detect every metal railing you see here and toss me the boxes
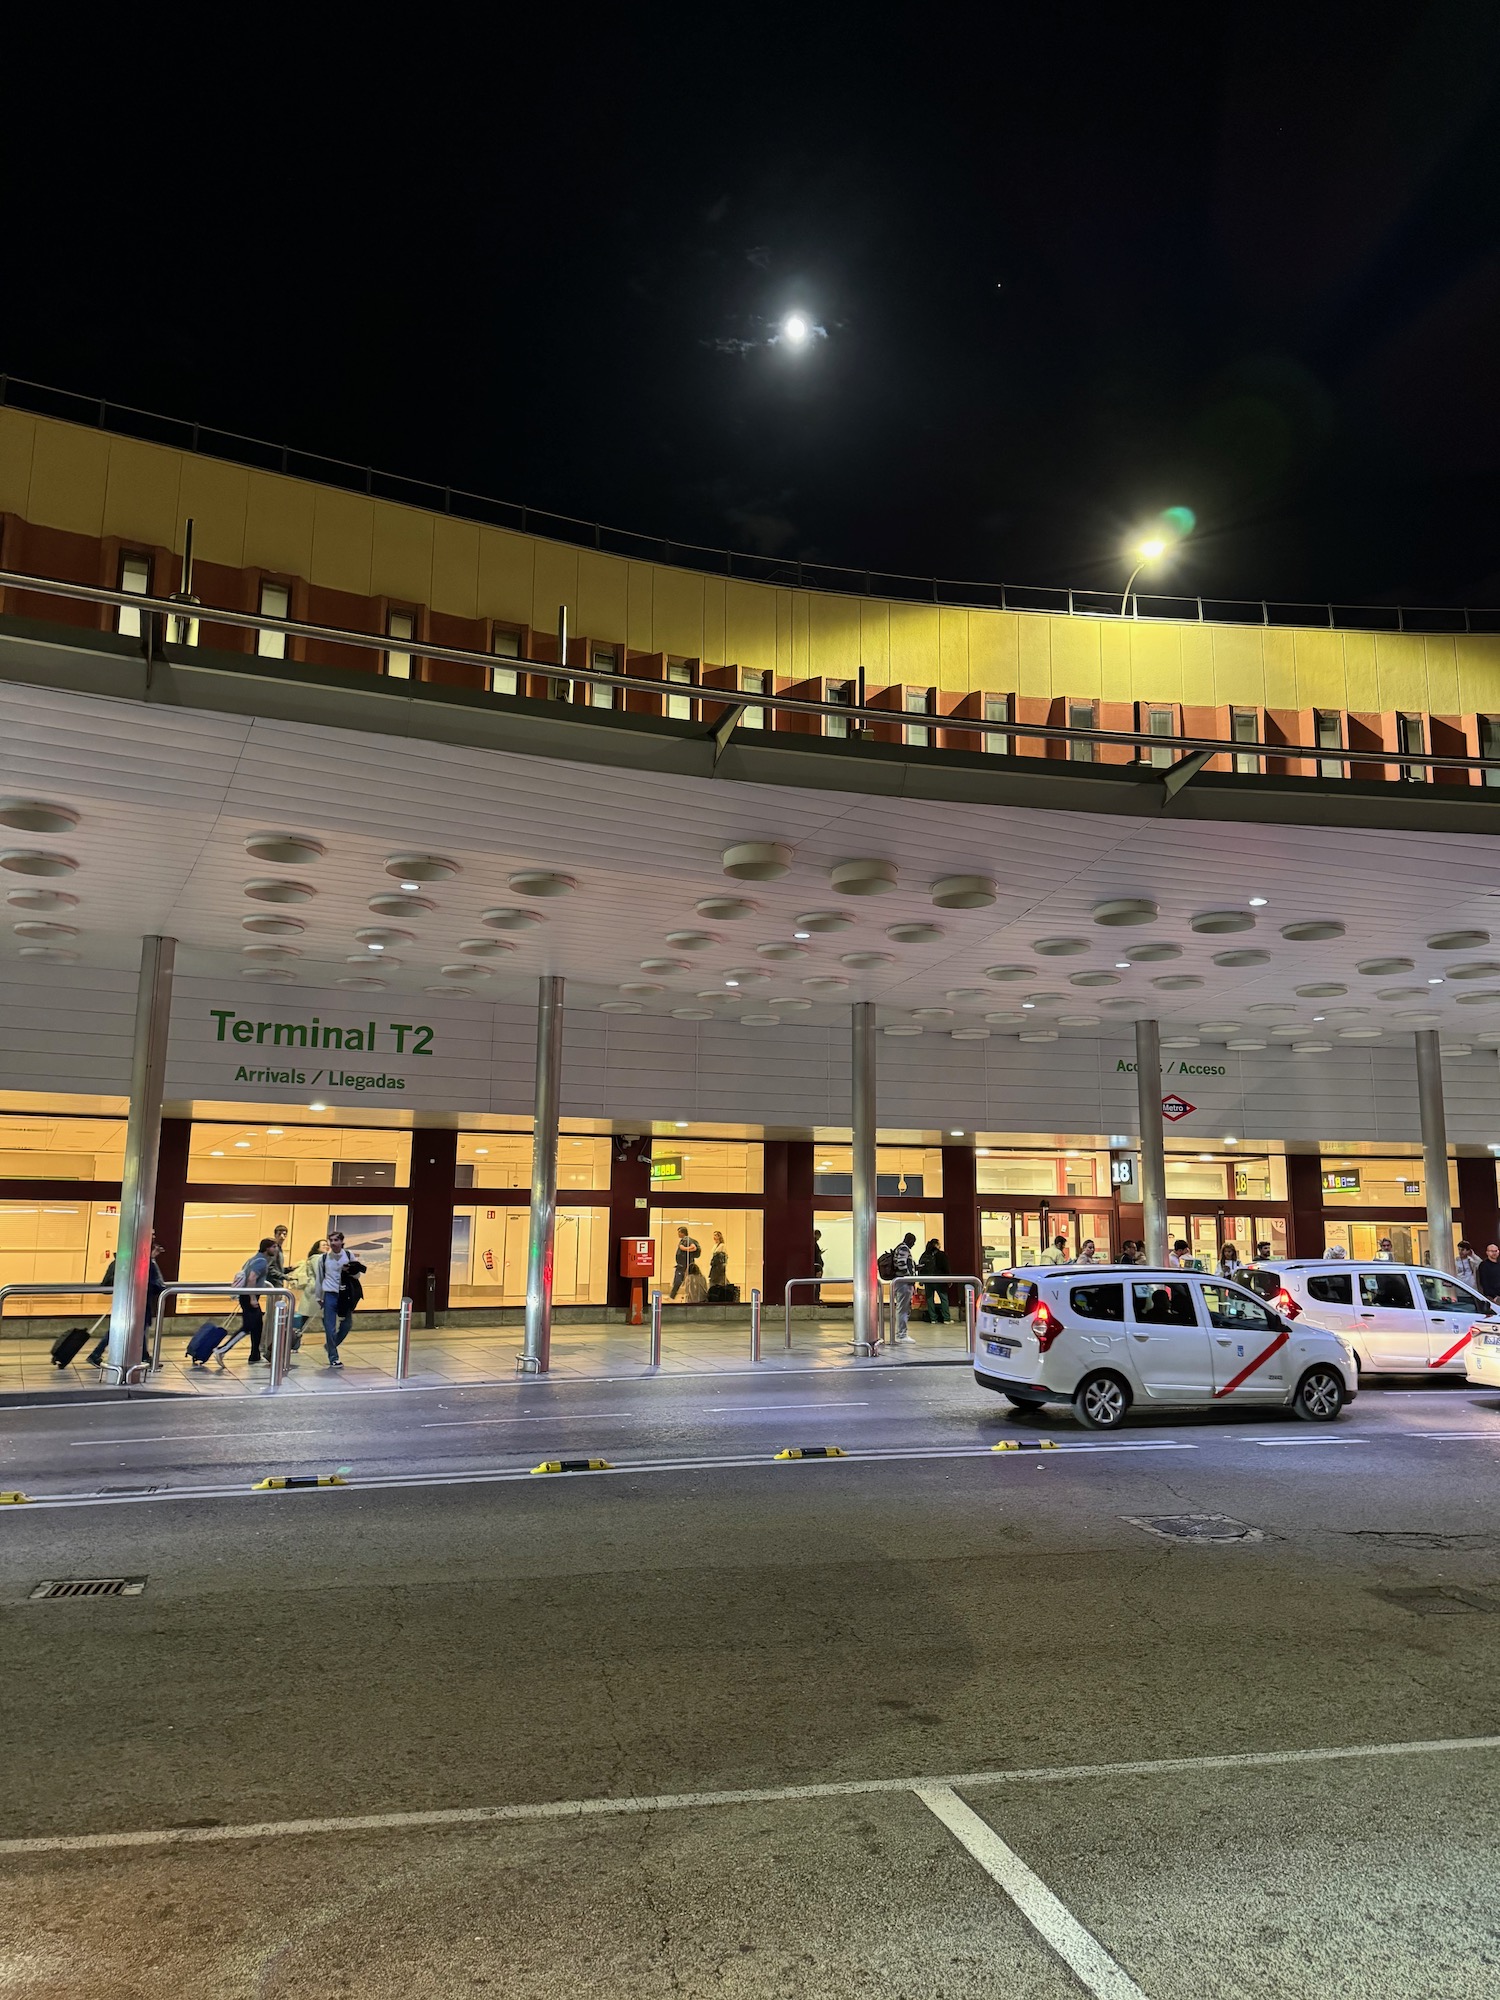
[880,1277,983,1350]
[148,1284,297,1381]
[0,1284,113,1362]
[394,1295,414,1379]
[3,373,1496,637]
[3,566,1500,779]
[649,1289,663,1366]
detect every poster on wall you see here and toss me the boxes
[327,1213,394,1296]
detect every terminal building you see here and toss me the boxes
[2,383,1500,1363]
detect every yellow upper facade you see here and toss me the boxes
[4,404,1499,714]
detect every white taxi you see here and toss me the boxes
[1242,1261,1493,1377]
[1465,1320,1500,1391]
[974,1264,1358,1429]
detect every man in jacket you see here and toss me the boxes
[889,1232,919,1343]
[669,1226,700,1299]
[318,1231,366,1367]
[917,1238,951,1323]
[87,1236,167,1369]
[1476,1244,1500,1304]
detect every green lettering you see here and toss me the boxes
[211,1009,235,1041]
[233,1020,254,1043]
[391,1024,411,1053]
[345,1027,365,1051]
[256,1021,272,1043]
[413,1025,433,1055]
[322,1026,344,1048]
[273,1023,307,1047]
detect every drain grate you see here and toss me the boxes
[29,1577,146,1601]
[1373,1585,1498,1616]
[1124,1513,1266,1545]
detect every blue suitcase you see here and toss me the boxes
[186,1321,230,1366]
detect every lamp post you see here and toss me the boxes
[1119,537,1167,617]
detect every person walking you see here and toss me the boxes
[317,1230,366,1367]
[1077,1239,1098,1265]
[236,1237,277,1364]
[1168,1239,1190,1269]
[811,1228,824,1305]
[887,1231,919,1342]
[1476,1244,1500,1304]
[1254,1241,1274,1262]
[1040,1235,1070,1265]
[1457,1240,1480,1286]
[668,1225,699,1299]
[917,1237,951,1323]
[289,1236,326,1354]
[87,1234,167,1369]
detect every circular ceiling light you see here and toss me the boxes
[599,1001,642,1013]
[1454,991,1500,1006]
[1190,910,1256,935]
[1153,975,1205,990]
[803,975,850,991]
[0,801,79,833]
[792,910,852,933]
[766,996,812,1010]
[1246,1002,1297,1017]
[665,930,718,950]
[241,965,294,981]
[886,922,944,945]
[740,1012,781,1026]
[985,1011,1027,1025]
[884,1024,923,1037]
[1161,1035,1201,1049]
[17,944,79,961]
[1280,920,1345,941]
[243,878,316,903]
[723,966,771,983]
[830,858,898,896]
[946,988,988,1002]
[1295,982,1348,998]
[1321,1007,1369,1020]
[1269,1025,1313,1039]
[12,920,78,940]
[348,953,402,968]
[640,956,691,972]
[1101,997,1145,1011]
[952,1027,991,1040]
[386,854,459,883]
[0,850,78,877]
[722,841,793,881]
[1213,948,1271,968]
[508,870,576,898]
[1392,1010,1443,1025]
[1356,957,1414,976]
[985,965,1037,982]
[930,874,996,909]
[1057,1013,1102,1027]
[440,963,488,979]
[672,1007,715,1020]
[6,887,78,911]
[1445,960,1500,980]
[244,832,325,865]
[756,941,809,961]
[1091,898,1158,926]
[1032,938,1090,956]
[696,895,758,921]
[1018,1029,1058,1042]
[338,975,388,990]
[1376,986,1426,1000]
[1225,1037,1267,1050]
[480,908,545,932]
[1442,1044,1473,1056]
[620,981,664,996]
[1197,1020,1243,1034]
[241,914,305,937]
[910,1008,955,1020]
[459,937,516,957]
[1292,1041,1333,1053]
[241,941,300,959]
[1021,992,1067,1008]
[1338,1027,1383,1040]
[1069,970,1120,987]
[1427,930,1490,951]
[840,951,895,969]
[369,893,435,919]
[1122,942,1182,963]
[354,927,414,948]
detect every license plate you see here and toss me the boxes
[1485,1332,1500,1346]
[985,1340,1013,1359]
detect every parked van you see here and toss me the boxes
[974,1264,1357,1429]
[1242,1261,1488,1376]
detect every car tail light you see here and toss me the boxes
[1032,1300,1063,1352]
[1273,1288,1302,1321]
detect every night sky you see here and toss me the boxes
[8,3,1500,606]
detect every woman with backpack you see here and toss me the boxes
[318,1231,366,1368]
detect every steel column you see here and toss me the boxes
[851,1001,879,1355]
[1415,1029,1455,1273]
[1134,1018,1168,1268]
[519,974,565,1375]
[105,936,175,1383]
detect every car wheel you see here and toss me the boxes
[1074,1372,1130,1430]
[1004,1391,1046,1409]
[1294,1367,1345,1423]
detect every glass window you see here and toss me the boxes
[1070,1281,1124,1321]
[665,660,694,720]
[652,1208,762,1304]
[0,1114,127,1179]
[811,1210,944,1300]
[982,693,1011,754]
[1359,1271,1414,1309]
[905,689,931,749]
[117,553,150,638]
[740,669,767,731]
[1131,1280,1198,1326]
[1480,716,1500,788]
[1164,1158,1227,1199]
[1231,707,1260,774]
[455,1132,610,1189]
[825,681,854,738]
[1229,1156,1287,1201]
[385,609,415,680]
[1315,710,1344,779]
[975,1152,1102,1197]
[188,1124,411,1186]
[0,1197,121,1312]
[491,628,521,695]
[179,1202,407,1311]
[1201,1283,1278,1332]
[650,1139,762,1194]
[1144,707,1175,768]
[256,580,290,659]
[590,647,616,709]
[1320,1158,1455,1208]
[1069,701,1095,761]
[813,1145,942,1197]
[449,1204,607,1305]
[1417,1274,1483,1313]
[1307,1273,1353,1306]
[1398,712,1426,782]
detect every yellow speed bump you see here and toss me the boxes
[774,1447,846,1460]
[252,1475,348,1490]
[530,1459,613,1474]
[992,1440,1058,1452]
[0,1491,28,1504]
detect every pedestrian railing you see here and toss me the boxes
[880,1277,983,1353]
[148,1284,298,1385]
[394,1295,415,1379]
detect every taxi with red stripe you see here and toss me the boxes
[974,1264,1358,1430]
[1241,1261,1491,1377]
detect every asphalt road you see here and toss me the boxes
[3,1368,1500,1996]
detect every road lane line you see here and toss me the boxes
[419,1413,639,1429]
[916,1784,1149,1998]
[4,1733,1498,1860]
[69,1429,337,1446]
[707,1401,871,1413]
[1249,1437,1369,1447]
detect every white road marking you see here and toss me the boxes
[706,1401,871,1413]
[1250,1437,1369,1447]
[2,1732,1496,1859]
[69,1429,336,1447]
[916,1784,1149,1998]
[419,1413,641,1429]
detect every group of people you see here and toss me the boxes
[1032,1234,1275,1273]
[233,1227,366,1368]
[667,1226,731,1303]
[882,1232,956,1341]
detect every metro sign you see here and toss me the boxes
[1160,1094,1196,1122]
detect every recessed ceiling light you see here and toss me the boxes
[1114,962,1130,969]
[1021,1002,1036,1009]
[266,1128,283,1135]
[1224,1136,1237,1145]
[475,1147,489,1155]
[235,1140,251,1148]
[209,1149,225,1157]
[400,881,420,892]
[725,979,739,987]
[310,1102,327,1111]
[675,1121,688,1128]
[1428,977,1444,985]
[1199,1153,1212,1162]
[950,1129,963,1136]
[793,931,811,940]
[368,943,384,951]
[1248,897,1268,907]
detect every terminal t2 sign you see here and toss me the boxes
[1161,1094,1196,1122]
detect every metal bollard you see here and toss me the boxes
[964,1284,977,1357]
[648,1289,662,1366]
[395,1295,414,1380]
[267,1298,290,1390]
[750,1288,762,1362]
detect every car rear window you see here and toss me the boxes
[984,1276,1038,1317]
[1359,1272,1414,1309]
[1307,1274,1353,1306]
[1070,1282,1124,1321]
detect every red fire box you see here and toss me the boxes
[620,1236,655,1325]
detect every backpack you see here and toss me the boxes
[230,1262,251,1288]
[876,1248,897,1281]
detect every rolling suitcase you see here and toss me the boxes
[50,1326,91,1368]
[186,1321,232,1367]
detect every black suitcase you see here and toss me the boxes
[50,1327,91,1368]
[186,1321,230,1366]
[706,1283,740,1304]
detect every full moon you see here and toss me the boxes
[782,313,810,345]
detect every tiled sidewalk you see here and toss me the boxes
[1,1314,971,1397]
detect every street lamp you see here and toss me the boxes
[1120,536,1168,616]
